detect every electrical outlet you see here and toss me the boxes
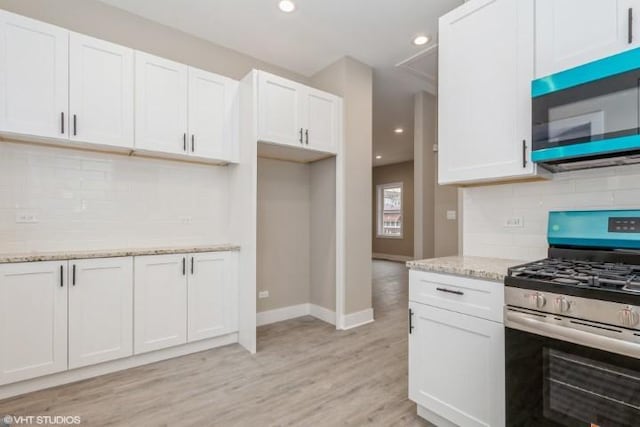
[504,216,524,228]
[446,210,457,220]
[179,216,193,224]
[15,211,39,223]
[258,291,269,299]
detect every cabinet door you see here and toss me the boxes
[69,33,134,148]
[409,302,505,427]
[0,261,68,386]
[303,88,340,154]
[0,10,68,139]
[188,67,238,161]
[187,252,238,342]
[134,254,187,354]
[68,257,133,369]
[438,0,535,184]
[535,0,634,78]
[257,71,304,147]
[135,51,188,155]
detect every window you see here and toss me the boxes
[377,182,403,238]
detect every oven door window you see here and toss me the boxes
[532,71,640,151]
[545,348,640,427]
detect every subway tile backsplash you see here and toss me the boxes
[0,142,230,253]
[462,164,640,261]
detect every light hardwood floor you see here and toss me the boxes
[0,261,431,426]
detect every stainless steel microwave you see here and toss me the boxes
[532,48,640,172]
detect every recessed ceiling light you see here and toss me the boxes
[394,128,404,134]
[376,155,382,160]
[413,35,429,46]
[278,0,296,13]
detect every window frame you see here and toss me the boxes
[376,182,404,239]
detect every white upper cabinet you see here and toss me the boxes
[187,252,238,342]
[69,33,134,149]
[135,51,189,156]
[0,10,240,163]
[535,0,640,78]
[134,254,188,354]
[0,261,68,386]
[188,67,239,162]
[303,88,341,154]
[438,0,536,185]
[68,257,133,369]
[257,71,304,148]
[0,10,68,139]
[257,71,341,154]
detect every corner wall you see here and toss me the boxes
[414,91,459,260]
[311,57,373,317]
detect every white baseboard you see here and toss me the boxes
[257,303,336,326]
[341,308,374,330]
[372,253,413,262]
[309,304,336,325]
[256,304,310,326]
[0,333,238,400]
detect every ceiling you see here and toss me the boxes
[99,0,462,166]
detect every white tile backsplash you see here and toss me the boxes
[0,142,230,253]
[462,164,640,261]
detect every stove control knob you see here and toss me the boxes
[619,307,640,328]
[554,297,572,313]
[528,293,546,310]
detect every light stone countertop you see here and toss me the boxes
[0,244,240,264]
[406,255,527,283]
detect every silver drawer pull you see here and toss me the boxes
[436,287,464,296]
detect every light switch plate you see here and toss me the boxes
[258,291,269,299]
[446,210,457,220]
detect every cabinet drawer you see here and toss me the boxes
[409,270,504,323]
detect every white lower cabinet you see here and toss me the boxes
[134,251,239,354]
[409,271,505,427]
[0,261,68,386]
[134,254,188,354]
[0,250,237,389]
[68,257,133,369]
[188,252,238,342]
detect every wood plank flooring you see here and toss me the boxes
[0,261,431,426]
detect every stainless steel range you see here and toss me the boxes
[504,210,640,427]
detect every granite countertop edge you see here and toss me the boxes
[0,244,241,264]
[406,256,526,283]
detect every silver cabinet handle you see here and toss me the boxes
[61,112,65,134]
[299,128,303,144]
[73,114,77,136]
[183,133,187,152]
[522,140,528,168]
[191,135,195,152]
[305,129,309,145]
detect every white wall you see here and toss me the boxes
[462,164,640,261]
[0,142,230,253]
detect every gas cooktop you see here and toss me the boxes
[509,258,640,292]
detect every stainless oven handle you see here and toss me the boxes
[505,310,640,359]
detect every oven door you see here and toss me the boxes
[506,312,640,427]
